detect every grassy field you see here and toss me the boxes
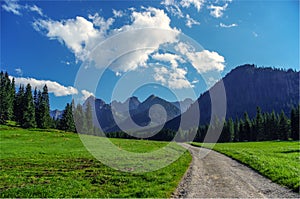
[0,125,191,198]
[191,141,300,192]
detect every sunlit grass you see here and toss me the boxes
[0,125,191,197]
[191,141,300,192]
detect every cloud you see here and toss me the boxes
[185,14,200,28]
[2,0,22,15]
[26,4,43,16]
[161,0,184,18]
[252,31,258,37]
[2,0,44,16]
[154,66,192,89]
[220,22,237,28]
[88,13,114,32]
[33,16,100,60]
[207,3,228,18]
[15,68,23,76]
[180,0,205,12]
[34,7,180,73]
[112,9,124,17]
[10,76,78,97]
[175,42,225,73]
[152,53,185,68]
[81,89,94,101]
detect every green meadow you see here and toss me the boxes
[191,141,300,192]
[0,125,191,198]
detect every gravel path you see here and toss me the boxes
[172,143,299,198]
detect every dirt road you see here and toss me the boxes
[172,143,299,198]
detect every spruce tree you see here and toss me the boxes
[22,84,36,128]
[38,85,51,128]
[291,106,300,140]
[14,85,25,124]
[85,101,93,134]
[278,110,289,140]
[233,118,240,142]
[228,118,235,142]
[74,103,85,133]
[59,103,75,132]
[255,107,264,141]
[243,112,252,141]
[0,72,14,123]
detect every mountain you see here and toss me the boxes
[83,95,182,132]
[164,64,300,131]
[50,109,63,120]
[171,98,194,112]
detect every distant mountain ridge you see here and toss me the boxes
[163,64,299,131]
[81,95,193,132]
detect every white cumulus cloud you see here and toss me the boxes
[207,3,228,18]
[10,76,78,97]
[81,89,95,101]
[152,53,185,68]
[180,0,205,12]
[33,7,180,73]
[154,66,191,89]
[175,42,225,73]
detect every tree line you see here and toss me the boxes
[1,71,299,142]
[0,71,94,132]
[107,106,299,142]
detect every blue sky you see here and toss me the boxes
[1,0,299,110]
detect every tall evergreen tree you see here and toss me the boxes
[228,118,235,142]
[74,103,85,133]
[14,85,25,124]
[59,103,75,132]
[37,85,51,128]
[21,84,36,128]
[0,72,14,123]
[233,118,240,142]
[290,106,300,140]
[85,101,93,134]
[255,107,264,141]
[243,112,252,141]
[278,110,289,140]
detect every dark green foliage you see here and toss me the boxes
[74,103,85,133]
[278,111,290,140]
[255,107,264,140]
[21,84,36,128]
[14,85,25,124]
[36,85,51,128]
[0,72,14,123]
[59,103,75,132]
[290,106,300,140]
[85,101,93,134]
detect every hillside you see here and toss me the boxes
[164,64,299,130]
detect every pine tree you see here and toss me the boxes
[291,106,300,140]
[228,118,235,142]
[278,110,289,140]
[74,103,85,133]
[21,84,36,128]
[14,85,25,124]
[255,107,264,141]
[243,112,252,141]
[85,101,93,134]
[38,85,51,128]
[59,103,75,132]
[233,118,240,142]
[268,111,277,140]
[0,72,14,123]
